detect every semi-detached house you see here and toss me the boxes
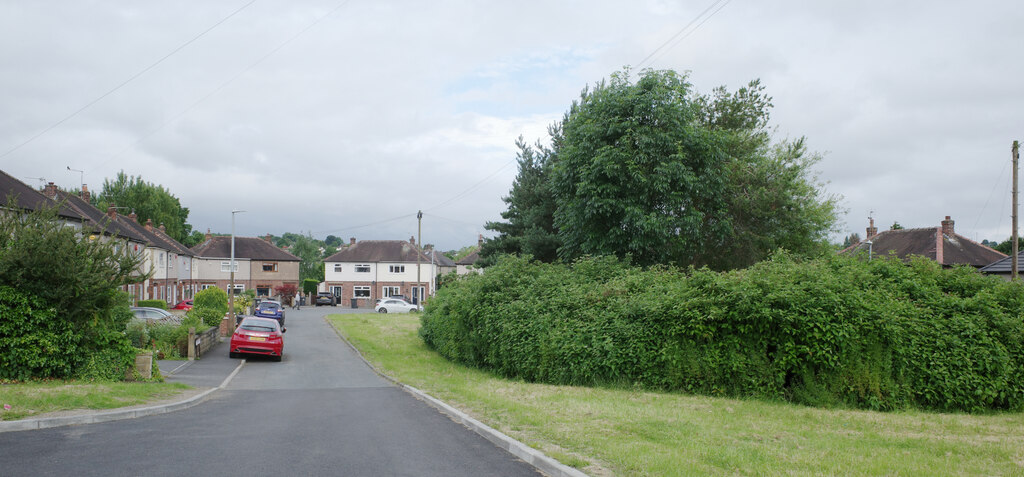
[190,233,300,298]
[323,237,440,308]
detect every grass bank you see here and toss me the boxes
[0,381,191,421]
[328,313,1024,476]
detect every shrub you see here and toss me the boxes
[188,307,225,327]
[193,287,228,316]
[419,253,1024,413]
[0,286,79,380]
[137,299,166,309]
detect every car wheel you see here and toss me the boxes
[273,355,282,362]
[230,352,239,359]
[378,308,387,313]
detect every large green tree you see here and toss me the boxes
[479,136,561,267]
[290,232,326,282]
[486,68,840,270]
[93,171,193,243]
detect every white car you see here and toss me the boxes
[374,298,421,313]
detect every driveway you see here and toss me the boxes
[0,306,541,477]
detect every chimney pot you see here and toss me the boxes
[478,234,483,247]
[107,204,117,219]
[350,237,356,245]
[144,218,153,231]
[129,211,137,222]
[941,216,955,236]
[159,223,165,232]
[265,233,272,243]
[866,217,878,239]
[43,182,58,199]
[81,184,90,203]
[205,229,211,241]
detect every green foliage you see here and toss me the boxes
[993,237,1024,254]
[93,171,193,244]
[302,278,319,295]
[0,286,78,380]
[420,254,1024,413]
[481,136,560,267]
[192,287,228,327]
[0,201,141,380]
[485,69,839,270]
[136,299,166,309]
[290,232,325,282]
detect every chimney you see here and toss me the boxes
[866,217,877,239]
[205,228,212,242]
[107,204,117,220]
[410,236,416,245]
[159,223,166,233]
[145,218,153,231]
[941,216,955,236]
[43,182,58,199]
[478,234,483,247]
[129,211,137,222]
[81,184,90,203]
[350,237,356,246]
[264,233,273,243]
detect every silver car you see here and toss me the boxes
[129,306,182,324]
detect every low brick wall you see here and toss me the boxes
[197,326,219,357]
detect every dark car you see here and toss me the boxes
[315,292,336,306]
[230,317,285,361]
[254,300,285,326]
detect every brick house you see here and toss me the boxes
[191,233,300,298]
[841,216,1006,268]
[323,237,439,308]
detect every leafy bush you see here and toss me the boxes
[0,200,142,380]
[419,253,1024,413]
[0,286,79,380]
[137,299,166,309]
[188,307,225,327]
[193,287,228,316]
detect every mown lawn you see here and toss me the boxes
[0,381,191,421]
[328,313,1024,476]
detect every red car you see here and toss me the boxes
[230,317,285,361]
[171,299,193,310]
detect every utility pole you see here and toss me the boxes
[416,210,423,304]
[1013,141,1019,281]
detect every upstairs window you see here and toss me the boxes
[333,264,342,272]
[221,261,239,272]
[263,262,278,272]
[355,264,370,273]
[389,265,405,273]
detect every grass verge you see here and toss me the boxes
[328,313,1024,476]
[0,381,191,421]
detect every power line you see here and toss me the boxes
[90,0,353,171]
[312,213,416,236]
[0,0,257,162]
[424,158,516,212]
[634,0,732,71]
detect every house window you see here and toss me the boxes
[333,264,342,272]
[389,265,405,273]
[383,286,400,297]
[227,284,244,295]
[168,255,174,269]
[221,261,239,272]
[353,286,370,298]
[262,262,278,272]
[355,264,370,273]
[159,253,164,266]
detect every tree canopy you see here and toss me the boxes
[93,171,194,244]
[481,68,840,270]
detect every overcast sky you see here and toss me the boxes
[2,1,1022,251]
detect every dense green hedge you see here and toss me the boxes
[419,254,1024,412]
[137,299,166,309]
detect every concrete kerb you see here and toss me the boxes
[324,315,589,477]
[0,359,246,434]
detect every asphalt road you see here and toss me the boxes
[0,306,542,477]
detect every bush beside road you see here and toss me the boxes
[329,313,1024,476]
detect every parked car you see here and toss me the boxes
[254,300,285,326]
[374,298,421,314]
[129,306,181,324]
[315,292,336,306]
[375,295,411,305]
[171,299,193,310]
[229,317,285,361]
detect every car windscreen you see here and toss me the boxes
[240,323,276,332]
[258,303,280,311]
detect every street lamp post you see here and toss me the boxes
[229,209,245,333]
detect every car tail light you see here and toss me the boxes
[269,332,281,340]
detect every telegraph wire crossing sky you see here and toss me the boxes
[1,1,1021,250]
